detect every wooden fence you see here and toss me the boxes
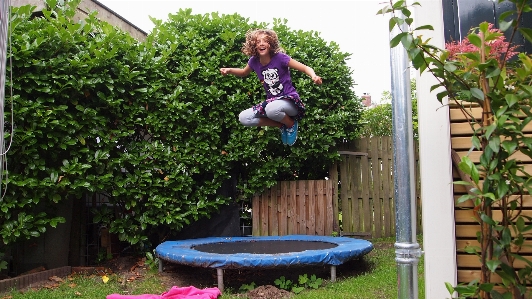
[331,137,421,239]
[450,102,532,284]
[251,136,422,239]
[252,180,334,236]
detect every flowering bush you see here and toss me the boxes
[446,23,519,62]
[380,1,532,298]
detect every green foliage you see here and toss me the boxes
[359,79,418,138]
[274,275,294,290]
[380,1,532,298]
[359,103,393,137]
[95,250,113,265]
[4,0,167,249]
[238,282,257,293]
[298,274,323,290]
[274,274,323,294]
[1,1,360,257]
[144,250,159,272]
[0,251,7,271]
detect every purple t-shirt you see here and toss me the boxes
[248,52,299,100]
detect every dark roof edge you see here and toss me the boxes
[90,0,148,36]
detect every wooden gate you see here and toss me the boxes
[330,137,421,239]
[251,180,334,236]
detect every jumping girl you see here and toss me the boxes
[220,29,322,146]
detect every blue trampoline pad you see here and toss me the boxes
[155,235,373,269]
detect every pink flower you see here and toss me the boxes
[445,23,518,62]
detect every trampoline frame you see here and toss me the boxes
[156,235,373,292]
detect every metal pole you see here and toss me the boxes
[0,0,8,95]
[389,9,423,299]
[0,0,10,199]
[217,268,224,293]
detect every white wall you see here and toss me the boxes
[415,1,457,298]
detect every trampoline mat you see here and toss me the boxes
[193,240,337,254]
[156,235,374,268]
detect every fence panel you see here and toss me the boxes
[252,180,334,236]
[450,101,532,284]
[252,136,420,239]
[335,137,395,238]
[334,136,419,239]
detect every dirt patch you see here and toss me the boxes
[239,285,293,299]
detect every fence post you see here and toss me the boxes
[329,163,340,233]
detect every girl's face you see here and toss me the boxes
[255,33,271,57]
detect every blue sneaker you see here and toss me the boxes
[285,121,298,146]
[280,125,288,145]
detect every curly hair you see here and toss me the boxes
[241,29,284,57]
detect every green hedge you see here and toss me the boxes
[0,0,362,252]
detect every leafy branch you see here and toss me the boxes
[380,1,532,298]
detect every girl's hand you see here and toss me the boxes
[220,68,231,76]
[312,75,322,85]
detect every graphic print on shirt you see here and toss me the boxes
[262,68,283,96]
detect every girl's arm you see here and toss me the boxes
[288,58,323,85]
[220,65,252,77]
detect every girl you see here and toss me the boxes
[220,29,322,146]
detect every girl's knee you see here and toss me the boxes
[238,111,248,125]
[264,105,282,119]
[239,110,256,126]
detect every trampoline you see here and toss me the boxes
[155,235,373,292]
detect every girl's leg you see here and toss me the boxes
[264,100,299,146]
[239,108,262,126]
[239,108,282,127]
[263,100,298,127]
[238,100,299,145]
[257,117,285,127]
[239,100,298,127]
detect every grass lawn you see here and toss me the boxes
[222,236,425,299]
[1,236,425,299]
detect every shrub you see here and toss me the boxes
[1,0,361,254]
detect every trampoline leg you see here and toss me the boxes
[217,268,224,293]
[330,265,336,282]
[158,259,163,273]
